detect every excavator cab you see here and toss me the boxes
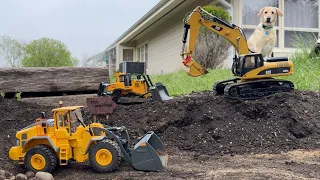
[233,53,265,77]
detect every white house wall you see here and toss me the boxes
[140,19,184,74]
[133,0,225,75]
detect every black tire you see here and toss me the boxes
[24,145,58,173]
[89,139,121,173]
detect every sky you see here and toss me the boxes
[0,0,159,66]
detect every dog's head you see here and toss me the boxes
[257,6,283,27]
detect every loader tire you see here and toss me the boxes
[89,139,122,173]
[24,145,58,173]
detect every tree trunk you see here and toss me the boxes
[0,67,109,93]
[20,94,97,107]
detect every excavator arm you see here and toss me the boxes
[181,6,250,77]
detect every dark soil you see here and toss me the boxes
[97,90,320,156]
[0,90,320,178]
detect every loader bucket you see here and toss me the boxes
[150,82,172,102]
[131,131,168,171]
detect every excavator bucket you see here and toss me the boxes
[183,56,208,77]
[131,131,168,171]
[150,82,172,102]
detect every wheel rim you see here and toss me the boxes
[30,154,46,170]
[96,149,112,166]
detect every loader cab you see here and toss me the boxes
[53,106,85,135]
[234,53,264,76]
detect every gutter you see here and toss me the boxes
[105,0,169,51]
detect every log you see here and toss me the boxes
[20,94,97,107]
[0,67,109,93]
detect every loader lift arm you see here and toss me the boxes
[181,6,251,77]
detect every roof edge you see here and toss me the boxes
[105,0,169,51]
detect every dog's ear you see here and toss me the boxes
[257,6,266,16]
[275,7,283,17]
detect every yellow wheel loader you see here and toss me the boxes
[9,106,168,173]
[180,6,294,100]
[97,72,172,104]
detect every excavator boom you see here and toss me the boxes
[180,6,294,100]
[181,6,250,77]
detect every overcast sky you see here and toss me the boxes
[0,0,159,65]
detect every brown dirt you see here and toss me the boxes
[0,90,320,179]
[100,90,320,156]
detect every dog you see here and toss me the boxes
[247,6,283,58]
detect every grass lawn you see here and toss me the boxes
[149,52,320,97]
[110,34,320,97]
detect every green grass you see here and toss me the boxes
[280,33,320,91]
[150,68,232,96]
[109,33,320,96]
[150,33,320,95]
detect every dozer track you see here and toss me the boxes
[213,78,294,100]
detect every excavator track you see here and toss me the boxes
[213,78,294,100]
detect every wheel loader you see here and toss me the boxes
[8,106,168,173]
[97,72,172,104]
[180,6,294,100]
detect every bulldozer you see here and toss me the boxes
[97,72,172,104]
[8,106,168,173]
[180,6,294,100]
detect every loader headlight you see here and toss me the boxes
[16,139,20,146]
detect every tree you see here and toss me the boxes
[0,35,26,67]
[193,5,232,69]
[22,37,78,67]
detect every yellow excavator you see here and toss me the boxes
[180,6,294,99]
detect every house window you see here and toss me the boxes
[242,0,280,47]
[123,49,133,61]
[136,43,148,68]
[283,0,318,48]
[241,0,319,49]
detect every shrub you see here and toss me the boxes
[193,5,232,69]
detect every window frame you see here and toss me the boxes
[136,42,148,62]
[239,0,320,50]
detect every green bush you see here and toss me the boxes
[202,5,232,23]
[193,5,233,69]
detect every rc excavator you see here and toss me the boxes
[180,6,294,100]
[9,106,168,173]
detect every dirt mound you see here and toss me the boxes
[99,90,320,156]
[0,97,53,171]
[0,90,319,175]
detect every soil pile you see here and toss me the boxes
[0,97,53,171]
[100,90,320,156]
[0,90,319,172]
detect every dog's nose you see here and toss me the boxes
[266,18,271,22]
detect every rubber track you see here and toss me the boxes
[223,79,294,100]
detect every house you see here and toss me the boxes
[88,0,319,76]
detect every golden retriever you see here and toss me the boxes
[247,6,283,58]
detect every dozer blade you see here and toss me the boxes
[150,82,172,102]
[131,131,168,172]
